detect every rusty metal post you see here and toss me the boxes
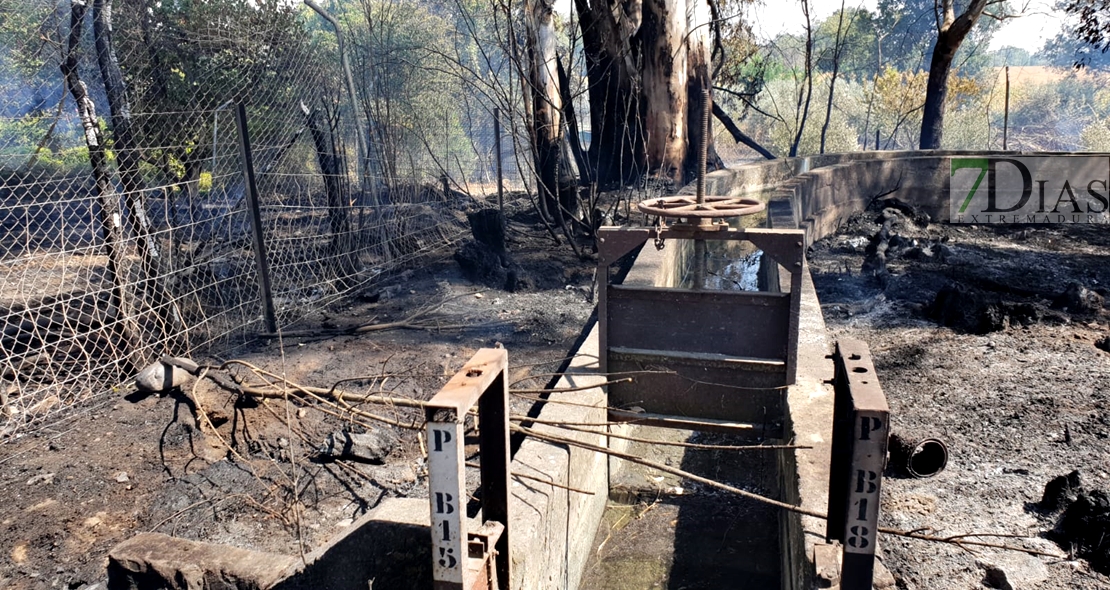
[425,348,511,590]
[828,339,890,590]
[692,88,713,289]
[233,103,277,334]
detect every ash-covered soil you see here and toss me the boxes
[810,205,1110,589]
[0,199,596,589]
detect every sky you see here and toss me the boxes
[748,0,1065,53]
[552,0,1068,54]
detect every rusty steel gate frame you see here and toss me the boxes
[827,339,890,589]
[424,348,511,590]
[596,225,806,402]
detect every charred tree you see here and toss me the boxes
[573,0,723,188]
[713,104,776,160]
[301,100,358,282]
[641,0,689,182]
[557,57,589,185]
[523,0,582,241]
[789,0,815,158]
[61,0,141,369]
[92,0,182,347]
[524,0,563,222]
[919,0,993,149]
[683,0,721,180]
[820,0,849,154]
[302,102,349,241]
[574,0,645,187]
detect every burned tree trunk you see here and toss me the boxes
[789,0,815,158]
[557,57,589,185]
[62,0,140,369]
[574,0,644,188]
[574,0,721,188]
[302,101,358,282]
[683,0,721,180]
[524,0,563,222]
[302,103,349,240]
[92,0,182,348]
[713,104,776,160]
[919,0,990,149]
[641,0,689,182]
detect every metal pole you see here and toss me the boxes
[1003,66,1010,151]
[233,104,278,334]
[494,107,504,216]
[303,0,378,204]
[696,88,711,205]
[875,128,880,151]
[693,88,712,289]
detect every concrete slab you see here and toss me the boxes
[107,533,297,590]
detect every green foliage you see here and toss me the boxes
[749,76,861,156]
[715,0,764,94]
[111,0,309,186]
[989,46,1041,67]
[1040,0,1110,70]
[344,0,476,184]
[940,108,989,149]
[0,112,90,176]
[814,7,879,81]
[1081,121,1110,150]
[875,0,1007,74]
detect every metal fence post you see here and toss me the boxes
[233,103,278,334]
[494,107,504,215]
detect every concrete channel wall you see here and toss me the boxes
[704,149,1089,590]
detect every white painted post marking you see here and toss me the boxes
[427,421,465,586]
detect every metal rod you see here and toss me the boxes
[1003,65,1010,151]
[697,88,711,205]
[233,103,278,334]
[693,239,707,290]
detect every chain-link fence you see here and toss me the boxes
[0,0,531,442]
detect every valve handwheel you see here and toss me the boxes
[637,194,766,219]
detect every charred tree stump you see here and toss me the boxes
[454,209,529,292]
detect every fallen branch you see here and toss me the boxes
[166,357,635,413]
[513,471,594,495]
[511,377,633,394]
[712,103,776,160]
[510,369,676,388]
[260,290,487,338]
